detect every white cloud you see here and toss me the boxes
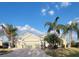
[41,9,46,13]
[25,25,31,29]
[17,25,32,31]
[73,17,79,23]
[60,2,71,7]
[76,20,79,23]
[48,10,55,15]
[41,5,50,16]
[41,2,72,16]
[67,17,79,25]
[41,4,56,16]
[0,26,2,29]
[16,26,23,31]
[16,25,44,36]
[55,5,59,10]
[68,21,72,25]
[30,28,43,34]
[41,8,47,15]
[55,2,72,9]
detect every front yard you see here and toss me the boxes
[45,47,79,57]
[0,48,13,55]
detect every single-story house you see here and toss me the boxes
[16,32,44,49]
[0,38,2,46]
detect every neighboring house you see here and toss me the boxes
[16,32,44,49]
[0,38,2,46]
[0,35,9,46]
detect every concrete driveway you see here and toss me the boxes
[0,48,50,57]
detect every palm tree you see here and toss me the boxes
[44,16,60,48]
[62,22,77,47]
[45,16,60,33]
[69,22,79,47]
[44,16,67,48]
[0,29,4,36]
[72,21,79,41]
[1,24,17,48]
[45,16,67,36]
[77,30,79,40]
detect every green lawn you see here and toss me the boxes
[45,48,79,57]
[0,48,13,55]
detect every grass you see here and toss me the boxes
[45,47,79,57]
[0,48,13,55]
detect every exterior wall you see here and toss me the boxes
[16,33,44,49]
[0,40,2,46]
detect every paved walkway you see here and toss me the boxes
[0,48,50,57]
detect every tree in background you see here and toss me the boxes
[61,21,78,47]
[1,24,17,48]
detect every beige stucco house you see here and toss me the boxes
[0,38,2,46]
[16,33,44,49]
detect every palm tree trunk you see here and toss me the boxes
[69,31,72,48]
[44,41,46,48]
[8,35,13,48]
[8,36,12,48]
[10,35,14,48]
[77,31,79,40]
[71,31,73,47]
[8,40,11,48]
[77,31,79,47]
[62,34,66,48]
[3,31,11,48]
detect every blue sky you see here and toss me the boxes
[0,2,79,32]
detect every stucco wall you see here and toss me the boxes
[16,33,43,49]
[0,40,2,46]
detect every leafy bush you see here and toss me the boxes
[75,42,79,47]
[71,40,76,47]
[2,42,9,48]
[44,33,63,49]
[0,46,3,48]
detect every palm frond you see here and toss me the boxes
[47,27,52,32]
[54,16,60,25]
[56,29,60,34]
[56,24,66,30]
[44,22,51,27]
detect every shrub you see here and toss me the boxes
[71,40,76,47]
[75,42,79,48]
[44,33,63,49]
[2,42,9,48]
[0,46,3,48]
